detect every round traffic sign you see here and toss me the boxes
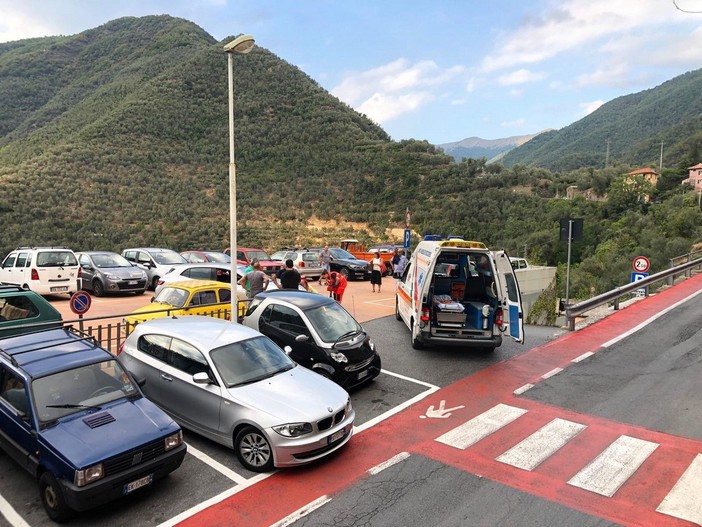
[632,256,650,273]
[70,291,92,315]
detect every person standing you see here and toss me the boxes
[318,245,331,283]
[370,252,383,293]
[273,259,301,290]
[238,261,270,298]
[394,249,408,279]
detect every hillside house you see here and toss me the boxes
[624,167,658,203]
[682,163,702,191]
[565,185,606,201]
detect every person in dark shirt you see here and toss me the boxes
[274,259,301,290]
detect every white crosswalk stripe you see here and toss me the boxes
[496,418,586,471]
[434,404,702,524]
[567,435,658,497]
[656,453,702,525]
[435,403,527,449]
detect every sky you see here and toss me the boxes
[1,0,702,145]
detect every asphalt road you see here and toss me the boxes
[1,276,701,526]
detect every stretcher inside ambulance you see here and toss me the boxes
[395,236,524,351]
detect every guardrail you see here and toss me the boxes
[565,257,702,331]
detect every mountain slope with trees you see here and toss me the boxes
[502,68,702,171]
[0,15,700,306]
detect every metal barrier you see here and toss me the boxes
[565,258,702,331]
[0,301,246,354]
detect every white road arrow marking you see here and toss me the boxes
[422,400,465,419]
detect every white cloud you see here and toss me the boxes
[332,58,464,123]
[480,0,690,73]
[498,68,546,86]
[579,100,605,116]
[0,8,57,42]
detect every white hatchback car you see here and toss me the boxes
[0,247,81,296]
[119,317,354,472]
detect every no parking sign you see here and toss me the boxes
[70,291,92,315]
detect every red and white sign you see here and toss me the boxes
[70,291,92,315]
[632,256,650,273]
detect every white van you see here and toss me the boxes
[395,236,524,351]
[0,247,81,296]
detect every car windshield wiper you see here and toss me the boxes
[333,330,363,348]
[230,367,291,387]
[46,403,102,410]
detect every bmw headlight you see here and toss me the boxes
[330,352,348,363]
[74,464,104,487]
[273,423,313,437]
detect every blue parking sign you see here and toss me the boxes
[404,229,411,249]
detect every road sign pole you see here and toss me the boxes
[565,220,573,307]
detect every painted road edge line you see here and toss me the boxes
[656,453,702,525]
[270,495,332,527]
[602,286,702,348]
[185,443,249,485]
[513,383,534,395]
[572,351,594,363]
[0,491,31,527]
[541,367,563,379]
[369,452,411,475]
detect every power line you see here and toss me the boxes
[672,0,702,13]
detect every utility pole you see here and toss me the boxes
[659,142,664,170]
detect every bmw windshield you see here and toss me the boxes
[210,336,295,387]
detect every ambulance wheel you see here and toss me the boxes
[395,299,402,321]
[411,323,423,349]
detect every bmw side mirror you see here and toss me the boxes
[192,372,212,384]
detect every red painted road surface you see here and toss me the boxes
[178,274,702,527]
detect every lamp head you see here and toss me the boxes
[224,34,255,54]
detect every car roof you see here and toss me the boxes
[123,247,178,253]
[130,317,261,351]
[257,289,335,310]
[159,279,230,291]
[0,327,112,379]
[78,251,120,256]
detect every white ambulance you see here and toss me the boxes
[395,236,524,351]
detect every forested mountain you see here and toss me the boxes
[438,133,541,163]
[0,15,701,306]
[502,68,702,171]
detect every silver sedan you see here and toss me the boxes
[119,317,354,472]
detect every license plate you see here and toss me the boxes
[357,369,369,380]
[328,429,345,444]
[128,280,138,285]
[50,286,68,292]
[123,474,153,495]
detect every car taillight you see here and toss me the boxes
[31,269,39,280]
[420,305,430,322]
[299,262,305,267]
[77,267,82,278]
[495,308,504,327]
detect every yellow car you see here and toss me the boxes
[124,280,247,332]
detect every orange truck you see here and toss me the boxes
[339,239,395,274]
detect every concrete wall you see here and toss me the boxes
[515,266,557,319]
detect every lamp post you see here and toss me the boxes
[224,34,255,321]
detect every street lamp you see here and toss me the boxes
[224,34,255,321]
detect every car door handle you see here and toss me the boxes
[160,374,173,382]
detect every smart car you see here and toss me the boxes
[243,290,381,390]
[119,317,354,472]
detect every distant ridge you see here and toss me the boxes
[437,133,543,163]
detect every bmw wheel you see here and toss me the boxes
[235,426,274,472]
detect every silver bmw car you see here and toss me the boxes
[119,317,354,472]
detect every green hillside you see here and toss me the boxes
[0,15,701,306]
[502,68,702,171]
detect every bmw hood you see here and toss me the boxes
[227,366,349,424]
[40,398,180,468]
[335,258,369,267]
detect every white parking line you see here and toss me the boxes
[496,418,586,471]
[567,435,658,496]
[572,352,594,363]
[436,404,528,450]
[541,367,563,379]
[513,383,534,395]
[0,492,31,527]
[185,443,249,485]
[656,453,702,524]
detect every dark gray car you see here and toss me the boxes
[76,251,148,296]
